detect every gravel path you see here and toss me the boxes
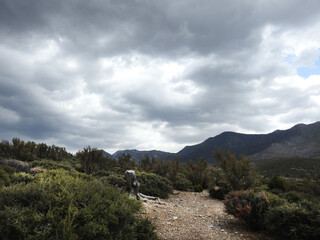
[141,190,272,240]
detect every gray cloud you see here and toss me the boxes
[1,0,320,153]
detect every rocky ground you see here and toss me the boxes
[141,190,273,240]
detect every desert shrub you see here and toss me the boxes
[0,164,16,174]
[102,171,173,198]
[30,159,74,171]
[280,191,305,203]
[0,168,10,186]
[134,218,158,240]
[137,172,173,199]
[264,201,320,240]
[0,165,17,186]
[214,149,258,191]
[224,188,320,238]
[184,158,209,188]
[173,173,192,191]
[209,180,231,200]
[76,146,106,174]
[0,169,157,240]
[209,185,230,200]
[268,175,287,192]
[253,184,269,193]
[224,191,275,230]
[92,169,113,177]
[11,172,35,184]
[193,184,203,192]
[100,173,128,190]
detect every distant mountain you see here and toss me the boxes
[102,150,112,158]
[176,121,320,162]
[105,121,320,163]
[112,149,175,162]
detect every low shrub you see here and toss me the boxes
[253,184,269,193]
[224,188,320,239]
[193,184,203,192]
[268,175,287,192]
[100,173,128,190]
[264,201,320,240]
[134,218,158,240]
[92,169,113,177]
[30,159,74,171]
[0,165,17,186]
[280,191,305,203]
[137,172,173,199]
[0,169,157,240]
[224,191,272,230]
[172,173,193,191]
[209,181,231,200]
[0,167,10,187]
[11,172,35,184]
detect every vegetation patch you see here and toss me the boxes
[0,169,157,240]
[136,172,173,199]
[172,172,193,191]
[253,157,320,178]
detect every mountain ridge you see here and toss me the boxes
[103,121,320,162]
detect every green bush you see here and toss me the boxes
[209,181,231,200]
[11,172,35,184]
[137,172,173,199]
[0,167,10,187]
[134,218,158,240]
[193,184,203,192]
[224,191,271,230]
[264,201,320,240]
[214,150,258,191]
[100,173,128,190]
[0,169,157,240]
[173,173,192,191]
[224,188,320,239]
[209,186,229,200]
[31,159,74,171]
[0,165,17,186]
[280,191,305,203]
[268,175,287,192]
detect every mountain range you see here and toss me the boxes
[103,121,320,163]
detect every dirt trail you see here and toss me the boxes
[141,190,272,240]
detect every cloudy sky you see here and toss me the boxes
[1,0,320,154]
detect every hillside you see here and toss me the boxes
[112,149,175,161]
[252,157,320,177]
[176,121,320,162]
[108,121,320,163]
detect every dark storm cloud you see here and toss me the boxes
[1,0,320,152]
[2,0,318,57]
[0,80,65,138]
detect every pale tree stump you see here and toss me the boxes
[125,170,163,204]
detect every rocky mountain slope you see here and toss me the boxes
[105,121,320,162]
[111,149,176,161]
[177,122,320,162]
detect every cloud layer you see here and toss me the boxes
[1,0,320,153]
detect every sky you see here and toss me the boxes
[1,0,320,154]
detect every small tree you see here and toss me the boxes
[76,146,104,174]
[268,175,287,192]
[184,158,208,188]
[214,149,258,191]
[118,153,136,173]
[139,155,153,172]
